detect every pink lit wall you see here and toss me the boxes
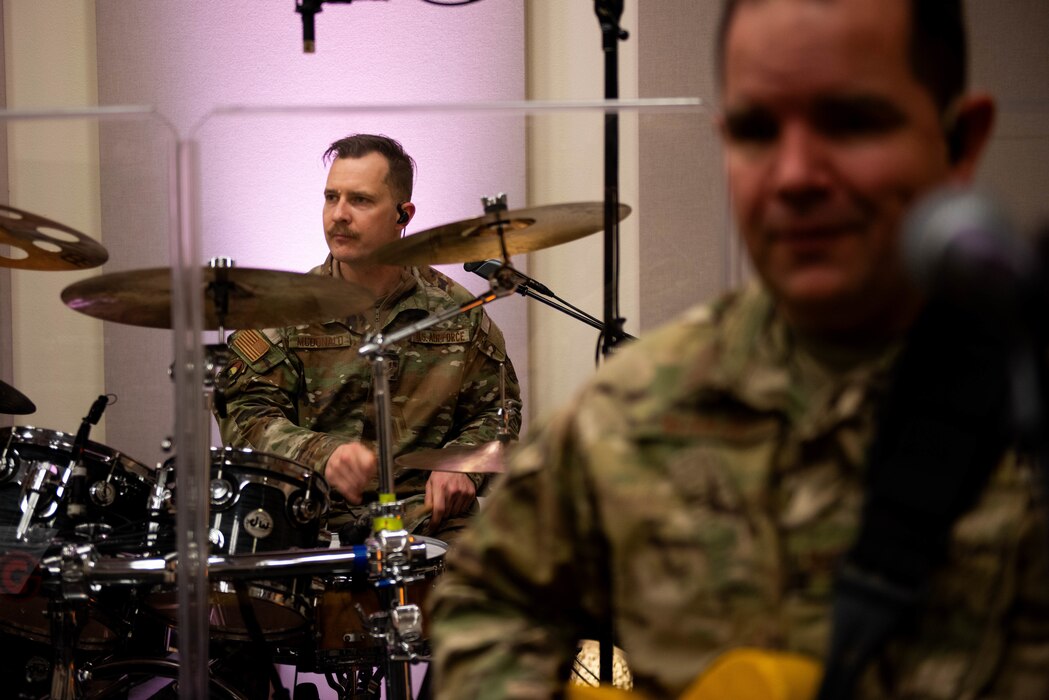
[92,0,529,463]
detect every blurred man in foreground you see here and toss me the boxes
[430,1,1049,697]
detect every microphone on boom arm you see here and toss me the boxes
[464,259,555,297]
[296,0,323,53]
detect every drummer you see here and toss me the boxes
[217,133,521,543]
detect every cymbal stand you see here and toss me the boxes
[594,2,629,684]
[595,0,631,362]
[358,264,519,700]
[204,257,236,419]
[47,542,96,700]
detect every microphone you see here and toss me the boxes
[464,259,555,297]
[296,0,322,53]
[902,187,1033,309]
[64,394,110,522]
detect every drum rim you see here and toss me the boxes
[1,424,155,483]
[162,446,329,497]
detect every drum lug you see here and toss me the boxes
[89,480,117,507]
[289,491,320,525]
[210,478,235,507]
[391,604,423,643]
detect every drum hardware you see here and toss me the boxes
[76,657,250,700]
[15,395,113,541]
[41,543,372,587]
[0,203,109,271]
[464,259,638,346]
[46,542,99,700]
[0,378,36,415]
[358,192,578,698]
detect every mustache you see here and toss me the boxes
[328,225,359,238]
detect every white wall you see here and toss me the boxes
[526,0,640,423]
[3,0,108,439]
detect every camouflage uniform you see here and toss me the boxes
[430,284,1049,699]
[218,257,521,536]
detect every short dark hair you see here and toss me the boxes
[323,133,416,202]
[716,0,967,114]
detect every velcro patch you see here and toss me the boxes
[289,334,353,349]
[411,329,469,344]
[230,329,270,363]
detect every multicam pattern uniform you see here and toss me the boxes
[218,258,521,530]
[430,284,1049,700]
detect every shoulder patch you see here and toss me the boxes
[230,329,270,363]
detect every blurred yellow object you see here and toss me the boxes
[567,686,638,700]
[683,648,821,700]
[566,647,821,700]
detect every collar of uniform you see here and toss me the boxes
[311,255,421,329]
[691,283,899,428]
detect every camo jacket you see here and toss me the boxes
[217,258,521,526]
[430,284,1049,700]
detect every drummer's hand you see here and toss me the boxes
[425,472,476,530]
[324,443,377,504]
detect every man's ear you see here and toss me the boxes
[944,94,996,183]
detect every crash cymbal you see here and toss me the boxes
[394,441,510,474]
[0,379,35,415]
[369,201,632,266]
[0,204,108,271]
[61,267,375,330]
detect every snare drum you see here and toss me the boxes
[146,447,329,641]
[0,425,155,545]
[314,536,447,669]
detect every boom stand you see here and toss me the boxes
[358,271,518,700]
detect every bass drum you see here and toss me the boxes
[146,447,329,641]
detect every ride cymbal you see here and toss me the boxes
[61,266,375,330]
[394,442,510,474]
[369,201,631,266]
[0,204,108,271]
[0,379,35,415]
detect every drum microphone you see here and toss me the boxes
[65,394,111,521]
[464,259,555,297]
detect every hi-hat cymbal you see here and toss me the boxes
[61,267,375,330]
[369,201,632,266]
[395,442,510,474]
[0,379,35,415]
[0,204,108,271]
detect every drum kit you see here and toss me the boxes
[0,195,630,699]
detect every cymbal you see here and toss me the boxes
[369,201,632,266]
[61,267,375,330]
[0,378,35,415]
[0,204,108,271]
[394,442,510,474]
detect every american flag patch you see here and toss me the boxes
[231,329,271,363]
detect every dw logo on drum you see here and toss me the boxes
[243,509,274,539]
